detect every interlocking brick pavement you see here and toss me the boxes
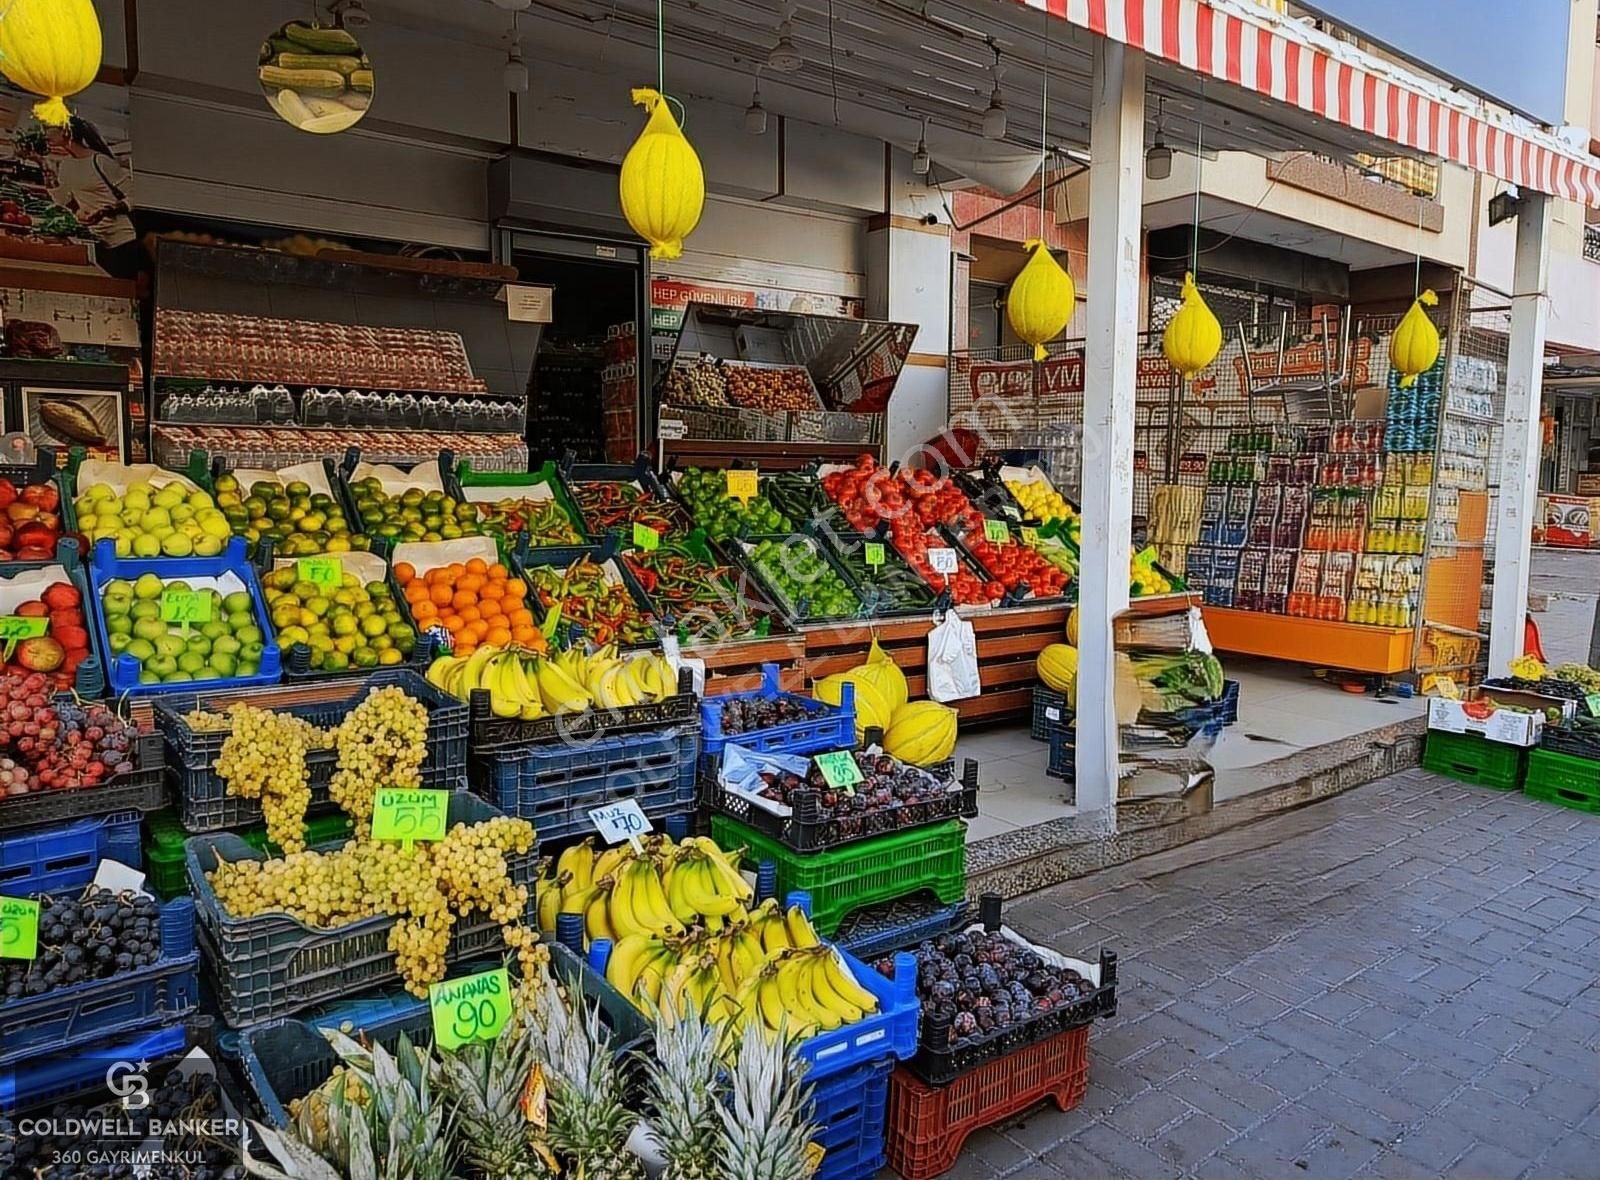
[935,769,1600,1179]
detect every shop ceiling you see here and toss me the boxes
[363,0,1445,182]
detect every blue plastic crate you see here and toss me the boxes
[0,1021,190,1111]
[0,897,198,1067]
[701,662,854,763]
[87,536,283,696]
[1218,679,1240,725]
[834,895,968,961]
[812,1055,891,1180]
[470,725,700,846]
[0,810,141,896]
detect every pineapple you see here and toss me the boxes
[242,1031,454,1180]
[644,995,723,1180]
[434,1017,555,1180]
[523,965,645,1180]
[717,1022,818,1180]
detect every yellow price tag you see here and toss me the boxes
[726,469,758,502]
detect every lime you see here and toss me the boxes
[323,650,350,672]
[377,648,404,666]
[351,646,380,668]
[359,615,386,639]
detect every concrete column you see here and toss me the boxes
[1075,40,1145,830]
[1489,192,1552,673]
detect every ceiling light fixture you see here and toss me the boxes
[912,117,930,176]
[982,40,1006,140]
[768,3,803,74]
[1146,96,1172,180]
[504,41,529,92]
[330,0,370,30]
[745,74,768,135]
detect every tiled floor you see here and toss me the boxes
[955,658,1426,841]
[928,768,1600,1179]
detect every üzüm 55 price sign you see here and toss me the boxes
[372,788,449,850]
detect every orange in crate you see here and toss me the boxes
[396,557,543,656]
[886,1023,1092,1180]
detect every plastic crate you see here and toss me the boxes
[886,1023,1091,1180]
[1046,725,1075,782]
[470,725,700,847]
[819,530,940,621]
[582,934,918,1086]
[0,538,108,698]
[451,457,589,544]
[0,1020,191,1111]
[0,809,141,896]
[186,793,535,1027]
[733,535,868,626]
[1030,686,1071,741]
[834,895,968,961]
[1525,747,1600,815]
[513,536,662,650]
[144,809,354,898]
[701,663,855,764]
[1537,723,1600,760]
[1422,728,1527,790]
[715,815,966,938]
[467,666,699,750]
[708,758,978,854]
[812,1055,892,1180]
[0,728,166,833]
[155,668,467,832]
[87,536,284,697]
[241,941,648,1126]
[1218,678,1241,725]
[0,897,199,1067]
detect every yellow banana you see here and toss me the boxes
[778,952,837,1031]
[715,934,742,993]
[759,910,793,956]
[535,876,562,933]
[458,645,498,696]
[634,948,671,1007]
[803,948,862,1024]
[593,843,632,881]
[584,888,615,943]
[754,966,786,1032]
[556,840,595,891]
[784,904,819,948]
[693,839,755,901]
[664,858,701,925]
[605,933,657,996]
[425,655,460,691]
[559,883,599,916]
[680,854,739,918]
[606,867,651,940]
[634,860,686,936]
[817,946,879,1014]
[534,654,593,714]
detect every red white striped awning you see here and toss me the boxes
[1015,0,1600,206]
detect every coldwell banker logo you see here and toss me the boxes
[106,1058,150,1111]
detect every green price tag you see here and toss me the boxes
[633,523,661,551]
[371,787,450,850]
[1586,694,1600,718]
[863,542,885,567]
[726,469,758,502]
[0,616,48,641]
[984,520,1011,544]
[297,557,342,588]
[1020,527,1039,546]
[160,590,213,625]
[814,751,863,793]
[0,896,39,960]
[430,967,512,1051]
[1134,545,1158,567]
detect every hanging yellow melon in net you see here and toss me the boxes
[1391,290,1441,388]
[1162,272,1223,379]
[0,0,102,128]
[619,88,705,261]
[1006,239,1075,362]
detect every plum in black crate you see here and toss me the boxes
[903,894,1117,1087]
[709,755,979,853]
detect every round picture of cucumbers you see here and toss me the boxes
[259,20,373,134]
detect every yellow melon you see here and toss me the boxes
[1066,606,1079,645]
[867,638,908,713]
[883,699,958,766]
[1037,643,1079,697]
[814,670,890,740]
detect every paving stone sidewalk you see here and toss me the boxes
[943,769,1600,1180]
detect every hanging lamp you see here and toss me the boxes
[0,0,102,128]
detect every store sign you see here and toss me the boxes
[502,284,555,324]
[1232,336,1373,393]
[1296,1,1568,125]
[969,349,1176,401]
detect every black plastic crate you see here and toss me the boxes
[1539,724,1600,761]
[1031,686,1072,742]
[905,900,1118,1087]
[467,666,697,749]
[155,668,466,832]
[708,757,978,853]
[0,729,166,833]
[1046,725,1075,781]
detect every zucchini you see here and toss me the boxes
[281,22,360,54]
[276,52,363,75]
[259,65,347,96]
[349,68,373,94]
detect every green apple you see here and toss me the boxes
[177,651,207,675]
[185,634,212,656]
[146,653,178,678]
[223,591,253,616]
[106,613,133,636]
[155,634,186,659]
[132,534,161,558]
[201,619,229,640]
[193,535,224,557]
[239,640,264,663]
[132,617,166,642]
[130,600,160,622]
[124,637,155,662]
[161,532,193,558]
[138,669,160,685]
[133,573,164,600]
[211,635,241,657]
[107,632,131,654]
[162,670,193,683]
[237,660,259,678]
[207,652,237,677]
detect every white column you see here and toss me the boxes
[1075,40,1144,830]
[1489,192,1551,672]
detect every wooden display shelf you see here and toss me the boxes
[687,633,806,695]
[1201,606,1413,674]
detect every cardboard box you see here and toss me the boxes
[1427,697,1544,746]
[1478,685,1579,722]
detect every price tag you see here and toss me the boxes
[983,520,1011,544]
[1586,693,1600,718]
[0,896,39,960]
[726,469,758,503]
[0,615,47,659]
[1134,546,1159,567]
[814,751,863,793]
[540,603,563,640]
[590,798,653,849]
[632,523,661,551]
[804,1142,826,1176]
[160,590,212,626]
[863,542,885,567]
[928,547,959,575]
[430,967,513,1051]
[371,788,450,850]
[657,418,688,440]
[297,557,342,588]
[1020,527,1039,546]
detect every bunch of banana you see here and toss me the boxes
[427,643,597,717]
[569,644,681,710]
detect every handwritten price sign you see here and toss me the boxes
[430,967,512,1051]
[814,751,862,793]
[0,896,39,960]
[983,520,1011,544]
[863,542,885,567]
[725,469,758,503]
[371,788,449,849]
[160,590,213,625]
[632,523,661,551]
[590,798,653,847]
[297,557,342,588]
[927,548,959,575]
[0,616,48,641]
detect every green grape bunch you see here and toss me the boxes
[329,685,429,833]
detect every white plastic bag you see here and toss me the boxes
[926,611,981,702]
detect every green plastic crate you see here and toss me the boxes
[1422,729,1527,790]
[1525,747,1600,814]
[144,809,355,899]
[712,816,966,937]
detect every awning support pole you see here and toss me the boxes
[1489,193,1551,674]
[1076,38,1144,830]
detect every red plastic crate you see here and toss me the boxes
[885,1023,1090,1180]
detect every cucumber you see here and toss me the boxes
[281,21,360,54]
[276,52,363,76]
